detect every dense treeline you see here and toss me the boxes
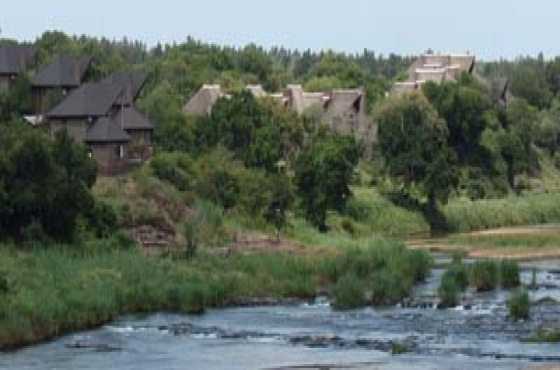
[3,31,560,238]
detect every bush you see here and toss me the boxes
[85,201,118,238]
[508,289,530,320]
[332,273,367,310]
[446,263,469,291]
[151,152,195,191]
[370,269,410,305]
[500,260,521,289]
[438,272,460,308]
[470,260,499,292]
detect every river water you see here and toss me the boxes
[1,259,559,370]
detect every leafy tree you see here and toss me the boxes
[498,98,540,188]
[0,125,97,242]
[199,91,303,172]
[510,64,552,110]
[295,134,360,231]
[376,93,457,229]
[0,74,32,121]
[263,174,294,241]
[422,75,492,167]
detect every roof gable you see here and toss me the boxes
[183,84,224,115]
[32,55,92,88]
[0,45,35,75]
[112,106,154,130]
[47,82,123,118]
[85,117,130,143]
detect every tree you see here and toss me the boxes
[263,174,294,241]
[498,98,540,188]
[0,74,32,121]
[200,91,303,172]
[0,124,97,242]
[376,93,457,229]
[422,76,492,167]
[295,134,360,231]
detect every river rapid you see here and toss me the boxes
[1,258,559,370]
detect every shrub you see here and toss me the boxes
[470,260,499,292]
[85,201,118,238]
[344,197,372,222]
[500,260,521,289]
[526,329,560,343]
[151,152,195,191]
[438,272,460,308]
[447,263,469,291]
[508,289,530,320]
[370,269,411,305]
[403,250,433,283]
[332,273,367,310]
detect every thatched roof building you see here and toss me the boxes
[392,51,476,95]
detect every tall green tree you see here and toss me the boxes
[0,124,97,242]
[295,134,360,231]
[376,93,457,229]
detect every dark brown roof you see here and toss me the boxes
[112,106,154,131]
[101,71,147,105]
[47,83,123,118]
[32,55,92,88]
[85,117,130,143]
[0,45,35,75]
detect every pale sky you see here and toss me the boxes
[1,0,559,60]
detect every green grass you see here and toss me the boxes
[443,193,560,233]
[0,235,431,349]
[445,233,560,250]
[507,289,530,321]
[525,329,560,343]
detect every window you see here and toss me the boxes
[114,145,124,159]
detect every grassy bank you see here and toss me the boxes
[321,186,560,238]
[0,236,430,350]
[443,193,560,233]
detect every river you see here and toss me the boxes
[1,258,559,370]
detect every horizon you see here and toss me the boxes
[2,0,560,61]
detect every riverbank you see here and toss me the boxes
[0,237,431,351]
[409,224,560,260]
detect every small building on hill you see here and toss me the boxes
[183,84,225,115]
[46,71,153,175]
[392,51,476,95]
[31,55,93,114]
[184,84,376,143]
[0,45,35,92]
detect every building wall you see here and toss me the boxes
[49,118,90,142]
[32,87,68,115]
[126,129,153,161]
[0,75,12,93]
[90,143,129,176]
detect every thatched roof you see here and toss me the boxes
[183,84,224,115]
[246,84,267,98]
[32,55,92,88]
[85,117,130,143]
[394,52,477,95]
[325,89,363,116]
[392,82,420,95]
[113,106,154,131]
[47,83,123,118]
[0,45,35,75]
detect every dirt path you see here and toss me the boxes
[407,224,560,261]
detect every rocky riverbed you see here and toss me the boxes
[1,259,559,370]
